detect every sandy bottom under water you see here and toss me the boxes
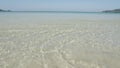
[0,23,120,68]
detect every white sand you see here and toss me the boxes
[0,23,120,68]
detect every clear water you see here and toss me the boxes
[0,12,120,68]
[0,12,120,25]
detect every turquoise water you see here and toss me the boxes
[0,12,120,25]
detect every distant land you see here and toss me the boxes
[1,9,120,13]
[0,9,11,12]
[102,9,120,13]
[0,9,98,13]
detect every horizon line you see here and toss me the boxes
[7,10,101,13]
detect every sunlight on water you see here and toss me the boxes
[0,12,120,68]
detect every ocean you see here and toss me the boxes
[0,12,120,25]
[0,12,120,68]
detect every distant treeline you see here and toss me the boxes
[1,8,120,13]
[0,9,11,12]
[102,9,120,13]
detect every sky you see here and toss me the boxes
[0,0,120,11]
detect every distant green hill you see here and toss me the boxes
[102,9,120,13]
[0,9,11,12]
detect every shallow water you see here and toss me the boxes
[0,12,120,68]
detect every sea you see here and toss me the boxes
[0,11,120,25]
[0,12,120,68]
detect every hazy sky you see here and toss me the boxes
[0,0,120,11]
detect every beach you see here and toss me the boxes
[0,12,120,68]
